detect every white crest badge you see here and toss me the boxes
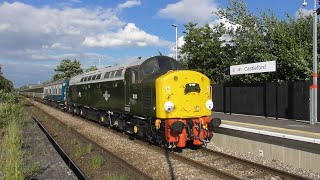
[103,90,111,101]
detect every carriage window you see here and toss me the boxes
[115,69,123,77]
[96,74,101,79]
[84,77,88,81]
[104,72,110,78]
[88,76,93,81]
[92,75,97,80]
[80,77,84,82]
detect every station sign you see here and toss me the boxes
[230,61,276,75]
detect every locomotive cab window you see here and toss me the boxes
[139,56,184,81]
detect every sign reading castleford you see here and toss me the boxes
[230,61,276,75]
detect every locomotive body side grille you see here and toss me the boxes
[142,87,152,112]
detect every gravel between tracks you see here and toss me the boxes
[206,139,320,179]
[28,99,222,180]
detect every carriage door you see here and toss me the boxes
[124,67,138,112]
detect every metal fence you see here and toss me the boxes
[212,81,316,121]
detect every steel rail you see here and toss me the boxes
[25,106,88,180]
[200,148,310,180]
[25,98,311,180]
[25,104,152,180]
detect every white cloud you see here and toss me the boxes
[0,23,10,32]
[0,2,125,59]
[0,2,170,86]
[296,8,313,17]
[83,23,169,47]
[211,18,240,31]
[168,36,185,58]
[51,43,71,50]
[158,0,219,23]
[117,0,141,10]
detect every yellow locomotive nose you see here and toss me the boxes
[155,70,212,119]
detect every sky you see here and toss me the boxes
[0,0,315,87]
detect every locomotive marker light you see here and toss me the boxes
[206,100,214,110]
[164,101,174,112]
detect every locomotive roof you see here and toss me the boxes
[69,57,145,86]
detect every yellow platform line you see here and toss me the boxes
[222,120,320,138]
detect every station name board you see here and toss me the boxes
[230,61,276,75]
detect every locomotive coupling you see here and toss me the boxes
[208,118,221,129]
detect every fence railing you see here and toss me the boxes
[212,81,316,121]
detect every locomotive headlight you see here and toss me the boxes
[206,100,213,110]
[164,101,174,112]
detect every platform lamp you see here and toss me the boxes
[303,0,320,124]
[171,24,178,61]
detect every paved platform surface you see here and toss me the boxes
[211,112,320,140]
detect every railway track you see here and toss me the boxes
[25,98,312,180]
[24,102,152,180]
[122,135,310,180]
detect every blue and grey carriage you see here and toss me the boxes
[43,79,69,109]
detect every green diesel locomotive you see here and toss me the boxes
[67,56,220,148]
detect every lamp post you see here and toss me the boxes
[313,0,318,123]
[171,24,178,61]
[304,0,318,124]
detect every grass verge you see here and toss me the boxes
[0,91,30,180]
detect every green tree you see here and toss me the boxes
[52,59,83,81]
[180,22,232,83]
[0,66,13,92]
[85,65,98,72]
[0,76,13,92]
[181,0,316,84]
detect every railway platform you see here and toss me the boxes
[209,112,320,174]
[211,112,320,142]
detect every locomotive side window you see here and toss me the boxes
[104,72,110,78]
[96,74,101,79]
[84,77,88,81]
[88,76,93,81]
[80,77,84,82]
[110,71,116,78]
[141,58,159,75]
[92,75,97,80]
[131,70,137,84]
[158,57,172,72]
[115,69,123,77]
